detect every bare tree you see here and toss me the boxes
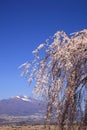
[19,29,87,129]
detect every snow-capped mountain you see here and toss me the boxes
[12,95,31,102]
[11,95,36,102]
[0,95,45,116]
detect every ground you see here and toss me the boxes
[0,125,58,130]
[0,125,86,130]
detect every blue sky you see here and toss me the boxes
[0,0,87,99]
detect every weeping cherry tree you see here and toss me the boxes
[19,29,87,129]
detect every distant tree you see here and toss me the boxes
[19,29,87,129]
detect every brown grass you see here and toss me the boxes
[0,125,86,130]
[0,125,58,130]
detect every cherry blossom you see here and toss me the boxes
[19,29,87,129]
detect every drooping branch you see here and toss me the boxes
[19,29,87,129]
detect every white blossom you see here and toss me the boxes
[19,29,87,128]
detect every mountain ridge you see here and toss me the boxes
[0,95,45,116]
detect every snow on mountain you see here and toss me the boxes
[11,95,32,102]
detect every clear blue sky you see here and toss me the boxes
[0,0,87,99]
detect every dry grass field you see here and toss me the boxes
[0,125,59,130]
[0,125,86,130]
